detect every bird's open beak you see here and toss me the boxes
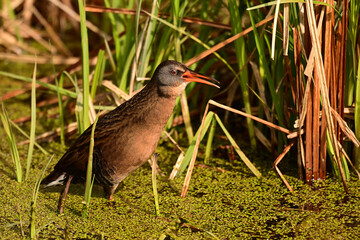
[182,70,220,88]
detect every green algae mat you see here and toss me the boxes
[0,138,360,239]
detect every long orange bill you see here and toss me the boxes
[182,70,220,88]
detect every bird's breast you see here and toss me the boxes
[96,94,177,183]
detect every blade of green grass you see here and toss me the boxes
[171,0,185,62]
[135,0,143,55]
[214,113,262,178]
[82,115,99,218]
[9,121,49,155]
[64,72,84,134]
[177,111,215,177]
[66,72,84,134]
[104,38,116,72]
[91,50,106,100]
[56,73,65,146]
[0,71,76,98]
[204,116,216,164]
[76,90,84,137]
[119,45,136,91]
[63,71,79,92]
[180,92,194,144]
[152,153,160,216]
[104,0,121,77]
[1,102,22,182]
[25,62,37,181]
[78,0,90,131]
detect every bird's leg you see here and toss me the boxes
[58,175,73,214]
[104,183,119,201]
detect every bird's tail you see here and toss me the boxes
[41,171,67,187]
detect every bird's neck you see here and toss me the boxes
[129,80,179,126]
[157,82,187,98]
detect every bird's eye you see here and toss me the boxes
[171,69,177,75]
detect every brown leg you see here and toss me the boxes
[58,175,73,214]
[103,184,119,201]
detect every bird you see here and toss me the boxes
[41,60,220,213]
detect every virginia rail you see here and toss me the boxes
[42,60,219,213]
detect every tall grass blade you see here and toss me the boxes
[151,153,160,216]
[91,50,106,100]
[56,73,65,146]
[25,62,37,181]
[1,102,22,182]
[177,111,215,177]
[204,117,216,164]
[119,45,136,92]
[214,114,262,178]
[171,0,183,62]
[103,38,116,72]
[78,0,91,131]
[104,0,121,76]
[180,92,194,144]
[76,89,84,134]
[9,121,49,155]
[82,115,99,218]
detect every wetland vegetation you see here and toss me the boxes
[1,0,360,239]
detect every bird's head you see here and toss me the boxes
[153,60,220,97]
